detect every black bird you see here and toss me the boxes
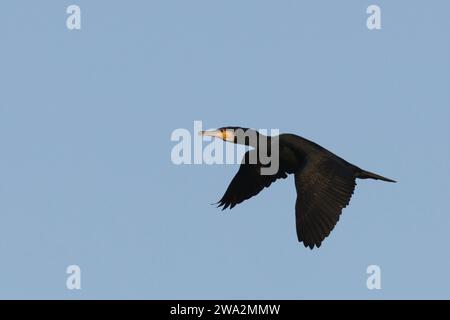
[200,127,396,249]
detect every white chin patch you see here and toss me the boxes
[224,130,236,142]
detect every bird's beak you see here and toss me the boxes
[199,130,223,139]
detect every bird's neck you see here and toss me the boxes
[234,130,271,149]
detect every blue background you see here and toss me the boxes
[0,1,449,299]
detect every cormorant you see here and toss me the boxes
[200,127,396,249]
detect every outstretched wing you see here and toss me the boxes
[217,150,288,210]
[294,157,356,249]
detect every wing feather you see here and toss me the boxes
[217,150,288,210]
[295,157,356,249]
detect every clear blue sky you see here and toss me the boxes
[0,1,449,299]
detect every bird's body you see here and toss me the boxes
[201,127,395,249]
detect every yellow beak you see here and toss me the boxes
[199,130,223,139]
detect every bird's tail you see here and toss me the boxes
[356,169,396,183]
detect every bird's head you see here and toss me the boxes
[199,126,245,143]
[200,126,263,145]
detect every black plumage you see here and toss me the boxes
[201,127,396,249]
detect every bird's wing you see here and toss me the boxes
[217,150,288,210]
[294,157,356,249]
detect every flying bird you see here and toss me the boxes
[200,127,396,249]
